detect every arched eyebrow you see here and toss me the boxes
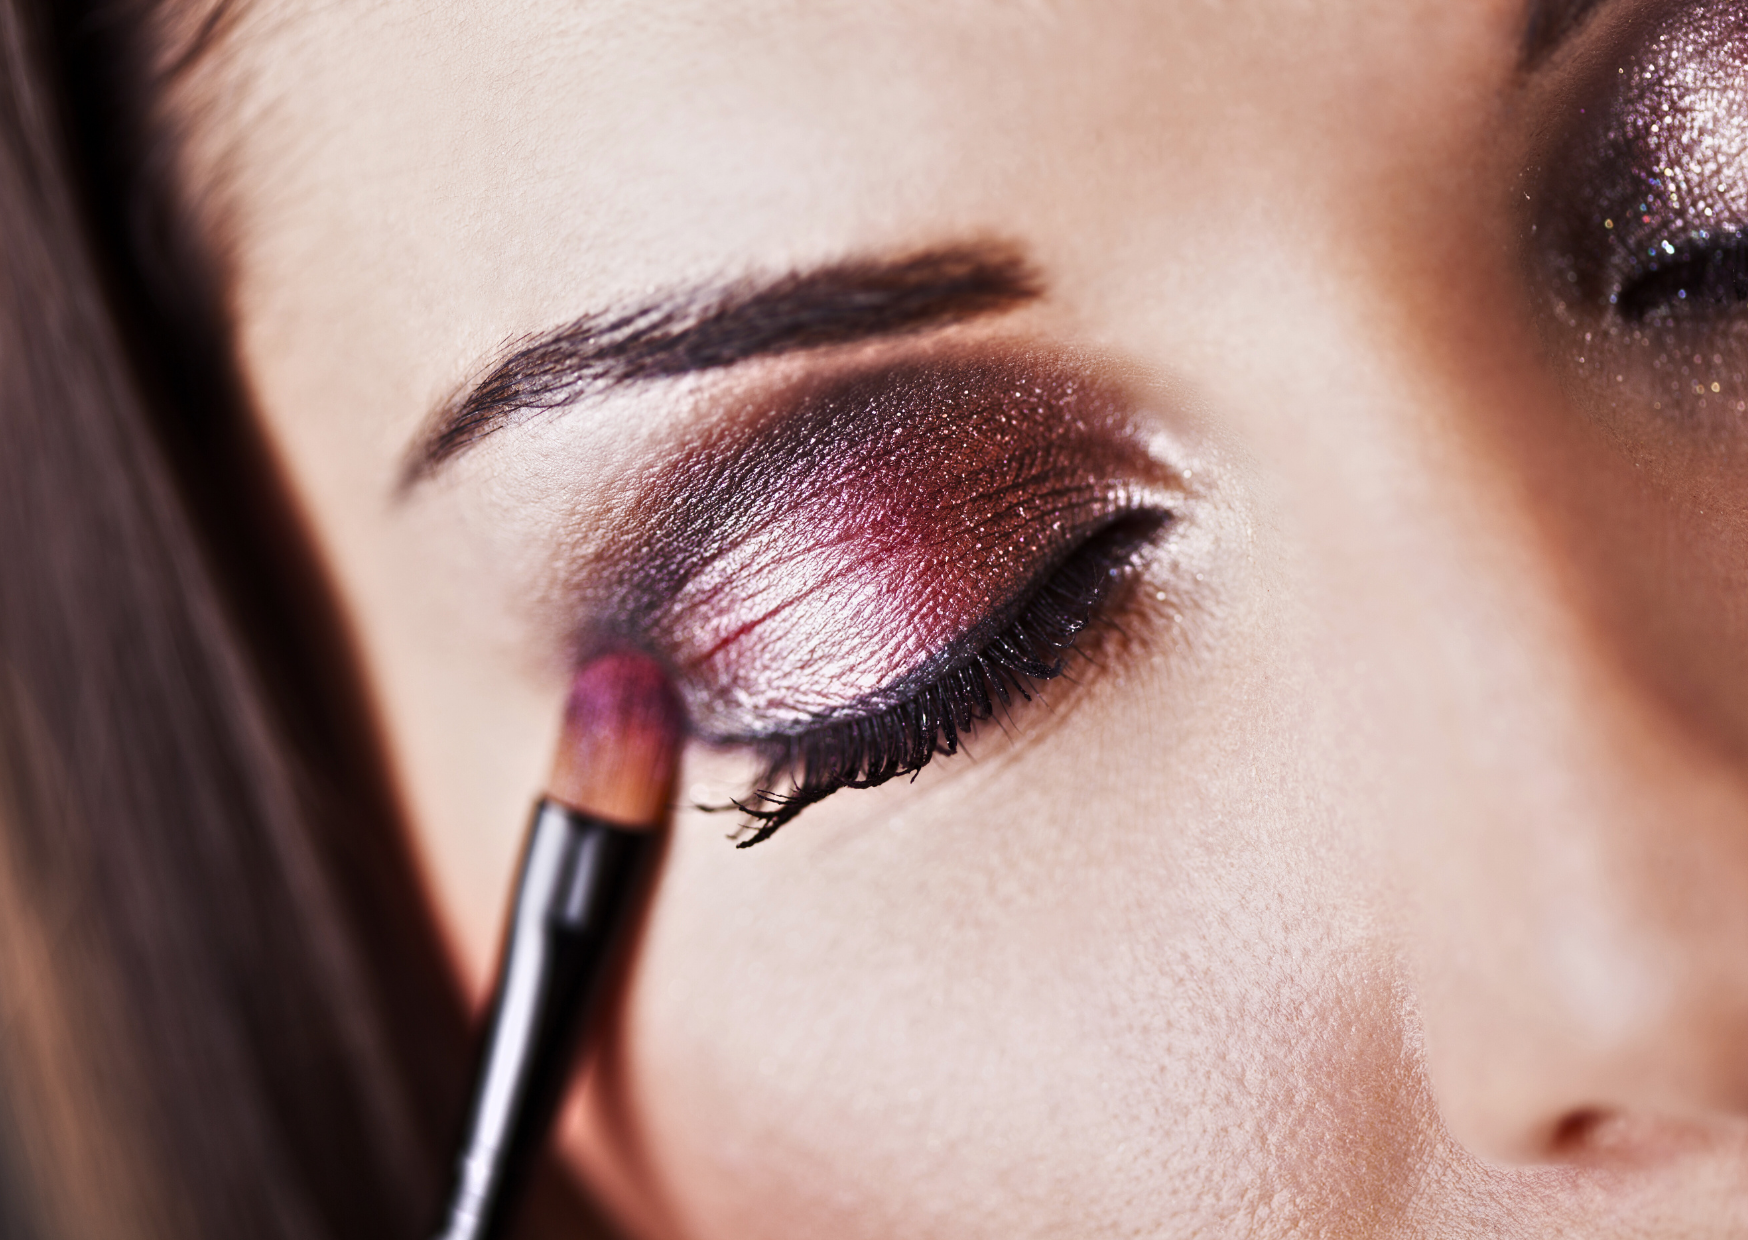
[1522,0,1610,67]
[400,241,1041,487]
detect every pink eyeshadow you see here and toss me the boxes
[640,351,1175,737]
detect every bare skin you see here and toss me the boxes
[179,0,1748,1234]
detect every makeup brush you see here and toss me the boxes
[434,652,683,1240]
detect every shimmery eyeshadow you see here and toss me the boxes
[600,351,1175,739]
[1528,2,1748,419]
[1552,6,1748,307]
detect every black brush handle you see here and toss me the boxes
[434,801,656,1240]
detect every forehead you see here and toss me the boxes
[190,0,1529,471]
[197,0,1524,272]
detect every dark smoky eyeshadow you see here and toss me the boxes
[1536,3,1748,316]
[605,352,1138,610]
[554,347,1175,739]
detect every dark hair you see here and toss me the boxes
[0,2,607,1235]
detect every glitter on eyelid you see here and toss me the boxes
[1585,9,1748,287]
[1537,3,1748,344]
[631,355,1177,739]
[1528,5,1748,427]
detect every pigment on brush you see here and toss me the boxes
[434,652,683,1240]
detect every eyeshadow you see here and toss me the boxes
[1544,4,1748,308]
[595,350,1177,740]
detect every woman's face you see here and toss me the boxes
[196,0,1748,1233]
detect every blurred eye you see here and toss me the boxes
[1616,240,1748,322]
[1535,2,1748,416]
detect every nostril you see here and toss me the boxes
[1546,1107,1614,1159]
[1539,1106,1732,1168]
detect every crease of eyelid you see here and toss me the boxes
[1522,0,1615,67]
[397,241,1042,488]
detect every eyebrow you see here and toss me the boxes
[402,242,1041,485]
[1522,0,1610,66]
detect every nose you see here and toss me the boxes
[1365,426,1748,1167]
[1407,697,1748,1165]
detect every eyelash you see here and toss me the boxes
[1615,235,1748,321]
[1551,11,1748,328]
[718,511,1167,846]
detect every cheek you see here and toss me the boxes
[581,646,1462,1240]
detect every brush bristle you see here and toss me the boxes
[548,652,685,826]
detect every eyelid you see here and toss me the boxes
[711,505,1169,745]
[1532,1,1748,302]
[1525,1,1748,423]
[666,470,1168,739]
[599,348,1181,738]
[720,508,1170,843]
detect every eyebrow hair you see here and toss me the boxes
[402,242,1041,485]
[1522,0,1610,66]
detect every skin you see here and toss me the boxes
[176,0,1748,1233]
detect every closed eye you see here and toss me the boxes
[717,510,1168,845]
[1616,237,1748,323]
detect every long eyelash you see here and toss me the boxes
[719,513,1165,846]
